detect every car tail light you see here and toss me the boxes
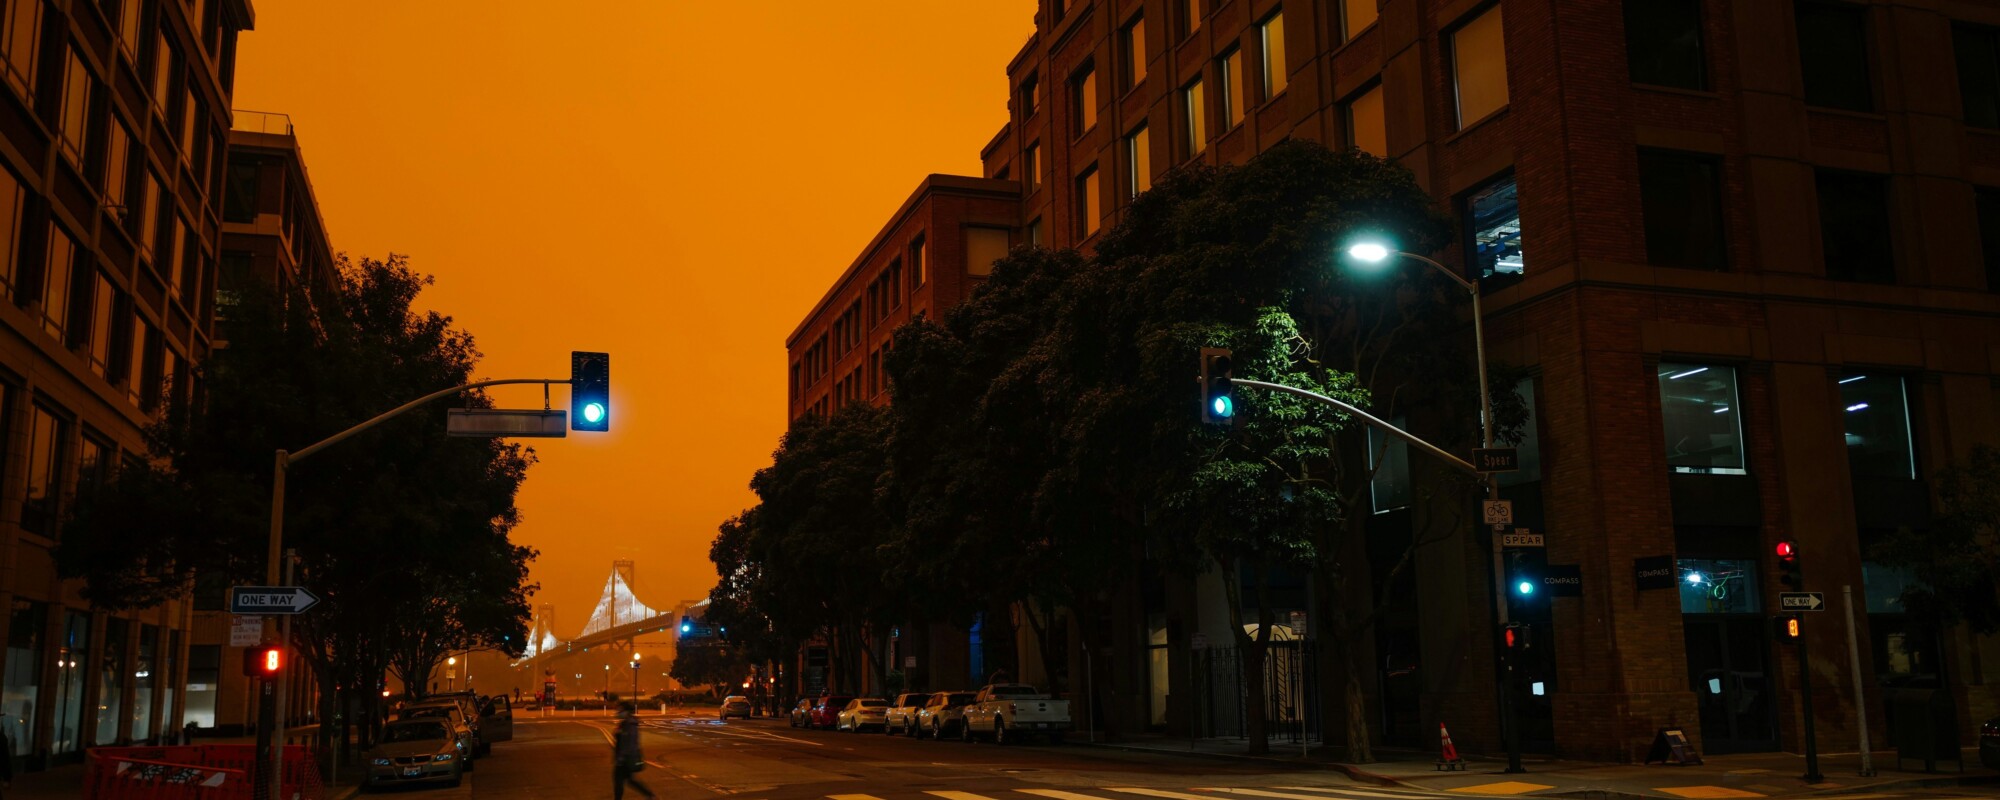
[1983,721,2000,737]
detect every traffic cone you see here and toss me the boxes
[1437,722,1465,770]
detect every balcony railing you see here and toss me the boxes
[231,109,294,135]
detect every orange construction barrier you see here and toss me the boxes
[1437,722,1465,771]
[84,744,324,800]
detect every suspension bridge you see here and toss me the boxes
[513,560,702,668]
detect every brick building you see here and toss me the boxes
[790,0,2000,760]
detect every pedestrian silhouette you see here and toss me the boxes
[612,701,655,799]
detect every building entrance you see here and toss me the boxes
[1682,615,1776,753]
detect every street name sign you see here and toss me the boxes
[1482,499,1514,526]
[1501,529,1544,548]
[1473,448,1519,473]
[1780,592,1825,611]
[447,409,567,438]
[229,586,320,615]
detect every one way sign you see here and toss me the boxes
[1779,591,1825,611]
[229,586,321,615]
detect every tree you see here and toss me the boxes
[1869,444,2000,638]
[669,642,746,696]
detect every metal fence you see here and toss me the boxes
[1189,642,1322,743]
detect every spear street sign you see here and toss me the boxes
[229,586,321,615]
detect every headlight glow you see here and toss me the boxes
[434,753,455,761]
[372,758,391,766]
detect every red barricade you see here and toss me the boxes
[84,744,324,800]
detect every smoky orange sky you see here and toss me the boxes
[233,2,1037,638]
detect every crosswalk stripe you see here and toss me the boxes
[1106,789,1218,800]
[829,794,889,800]
[1018,790,1122,800]
[1205,788,1432,800]
[927,792,1005,800]
[1275,786,1455,798]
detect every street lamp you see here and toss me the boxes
[631,652,642,701]
[603,664,611,700]
[447,656,458,692]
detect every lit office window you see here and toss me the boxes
[966,227,1009,277]
[1638,150,1727,270]
[1076,166,1101,238]
[1677,558,1760,614]
[1345,84,1386,157]
[910,235,927,288]
[1368,418,1411,513]
[1797,2,1872,112]
[151,33,172,111]
[1183,77,1206,155]
[1658,363,1746,475]
[138,172,160,259]
[1,0,41,102]
[1624,0,1706,90]
[1072,64,1097,137]
[118,0,142,60]
[1839,374,1915,480]
[42,224,75,340]
[127,315,150,406]
[1122,16,1146,91]
[1260,11,1286,99]
[1126,125,1151,197]
[58,50,91,168]
[1464,174,1523,278]
[1219,49,1244,128]
[1450,5,1509,128]
[1343,0,1376,42]
[22,404,65,536]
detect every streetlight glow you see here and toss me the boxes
[1347,242,1391,263]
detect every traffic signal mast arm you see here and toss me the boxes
[1228,378,1482,476]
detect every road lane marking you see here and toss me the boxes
[829,795,889,800]
[1018,790,1119,800]
[1446,783,1556,796]
[1275,787,1457,799]
[1205,789,1436,800]
[1654,789,1764,799]
[1107,789,1219,800]
[927,792,1005,800]
[682,724,826,747]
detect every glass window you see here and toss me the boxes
[150,33,171,111]
[0,164,23,297]
[1126,125,1151,198]
[1,0,41,102]
[1368,417,1411,513]
[1076,166,1101,238]
[178,220,199,297]
[42,223,75,340]
[1219,49,1243,128]
[1260,11,1286,99]
[160,629,178,736]
[1343,0,1376,41]
[58,50,91,168]
[910,235,926,288]
[87,273,114,378]
[1465,174,1524,278]
[138,171,159,259]
[1677,557,1760,614]
[1797,3,1872,112]
[1024,142,1040,193]
[965,227,1008,277]
[1861,561,1916,613]
[1624,0,1706,90]
[117,0,142,60]
[1451,5,1509,128]
[1658,364,1746,475]
[1072,64,1096,137]
[1345,84,1386,157]
[1839,374,1914,480]
[1979,188,2000,291]
[179,88,196,162]
[185,643,218,728]
[23,403,65,535]
[1183,77,1206,155]
[77,433,106,506]
[3,600,43,762]
[1954,25,2000,128]
[126,314,150,407]
[52,610,84,755]
[1815,170,1894,283]
[105,120,131,212]
[166,218,185,296]
[1638,150,1727,269]
[132,625,155,741]
[1027,217,1043,247]
[1182,0,1199,39]
[97,617,125,745]
[1020,72,1039,117]
[1122,16,1145,91]
[1498,378,1542,487]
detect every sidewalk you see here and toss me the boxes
[1079,734,2000,798]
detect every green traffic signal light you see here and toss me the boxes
[1199,348,1236,425]
[571,351,610,432]
[582,402,606,425]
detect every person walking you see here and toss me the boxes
[611,701,655,800]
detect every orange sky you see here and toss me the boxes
[233,1,1037,637]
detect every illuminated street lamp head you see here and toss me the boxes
[1347,242,1392,263]
[447,656,456,666]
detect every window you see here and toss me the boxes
[1072,64,1097,137]
[966,227,1009,277]
[1797,3,1872,112]
[58,50,90,168]
[1978,188,2000,290]
[1638,150,1727,269]
[165,218,185,296]
[126,314,150,407]
[178,88,198,162]
[4,600,44,761]
[1840,374,1914,480]
[1814,170,1894,283]
[1126,125,1151,197]
[185,643,219,728]
[1624,0,1706,90]
[1451,5,1510,128]
[1260,11,1286,100]
[1497,378,1542,487]
[138,171,159,259]
[1075,166,1101,238]
[910,235,926,287]
[1677,557,1761,614]
[178,219,199,297]
[1367,418,1410,513]
[1218,49,1244,128]
[87,273,114,378]
[76,432,106,506]
[1021,72,1040,117]
[1345,83,1386,157]
[132,625,155,741]
[160,345,179,413]
[1025,142,1041,193]
[22,403,65,536]
[1464,174,1523,278]
[1181,0,1200,39]
[96,617,124,745]
[1,0,41,102]
[117,0,142,60]
[150,32,171,111]
[1958,25,2000,128]
[1182,77,1206,155]
[1027,217,1043,247]
[0,164,23,296]
[105,120,131,213]
[42,224,75,340]
[1122,16,1145,91]
[1343,0,1376,41]
[1658,363,1746,475]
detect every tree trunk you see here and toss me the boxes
[1340,638,1373,763]
[1221,557,1270,755]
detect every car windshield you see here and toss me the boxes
[383,722,447,743]
[899,695,925,705]
[948,693,978,705]
[987,685,1037,697]
[859,699,887,708]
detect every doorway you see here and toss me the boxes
[1682,616,1776,753]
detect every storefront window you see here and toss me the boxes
[161,630,179,737]
[1677,557,1761,614]
[53,611,85,755]
[97,617,126,745]
[1659,364,1746,474]
[3,600,44,761]
[132,625,156,741]
[1840,375,1915,480]
[1498,378,1542,487]
[184,645,218,729]
[1146,614,1168,727]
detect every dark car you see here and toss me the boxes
[789,698,814,727]
[362,719,465,790]
[809,695,853,729]
[1982,716,1999,769]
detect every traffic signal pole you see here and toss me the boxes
[1797,625,1823,783]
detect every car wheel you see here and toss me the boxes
[906,719,918,738]
[994,719,1007,746]
[962,721,974,743]
[930,720,942,740]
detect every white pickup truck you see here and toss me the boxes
[959,683,1071,744]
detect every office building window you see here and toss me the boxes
[1955,24,2000,128]
[1368,417,1410,513]
[4,600,44,760]
[966,227,1009,277]
[132,625,154,741]
[1840,374,1915,480]
[1451,5,1509,128]
[1624,0,1706,90]
[138,171,159,259]
[1025,142,1041,193]
[1797,3,1872,112]
[1638,149,1727,269]
[1345,83,1386,157]
[1464,174,1523,278]
[58,50,90,168]
[178,221,199,297]
[42,224,75,341]
[185,643,218,729]
[150,32,171,111]
[1,0,40,102]
[77,432,107,507]
[1072,64,1097,137]
[96,617,125,746]
[1979,188,2000,290]
[105,120,131,212]
[1343,0,1376,42]
[1677,557,1760,614]
[51,609,84,755]
[117,0,142,60]
[1122,16,1145,91]
[910,235,926,288]
[1183,77,1206,156]
[87,273,114,378]
[1260,11,1286,100]
[178,88,197,162]
[1126,124,1151,197]
[1181,0,1200,39]
[1076,166,1101,238]
[1219,49,1244,128]
[127,314,150,407]
[1658,363,1746,475]
[1027,217,1043,247]
[160,345,180,413]
[165,218,184,297]
[1497,379,1542,487]
[1021,72,1040,117]
[1815,170,1894,283]
[0,165,22,297]
[23,403,65,535]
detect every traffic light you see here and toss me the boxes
[243,644,283,678]
[1506,550,1542,600]
[1198,347,1235,425]
[1502,622,1532,652]
[1774,614,1803,642]
[571,351,610,432]
[1775,539,1802,590]
[679,616,692,635]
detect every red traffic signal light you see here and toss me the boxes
[1502,622,1531,650]
[243,645,283,677]
[1775,539,1803,590]
[1775,540,1797,562]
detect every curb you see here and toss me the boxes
[1071,741,1408,788]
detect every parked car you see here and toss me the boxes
[884,692,929,736]
[836,698,888,732]
[789,699,815,727]
[396,701,480,765]
[915,691,978,740]
[960,683,1071,744]
[720,695,753,720]
[362,718,466,790]
[1982,716,2000,769]
[809,695,853,729]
